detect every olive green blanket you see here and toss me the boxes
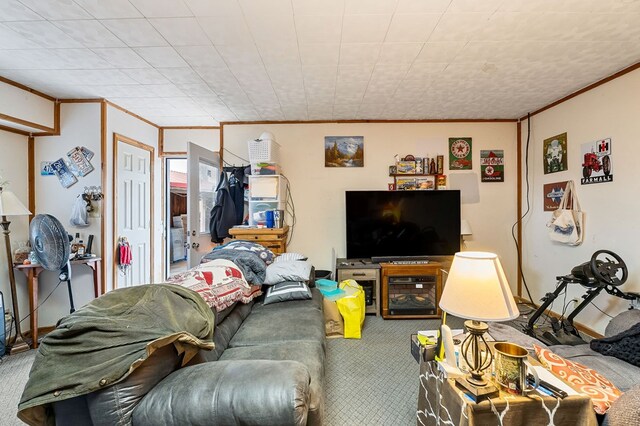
[18,284,215,426]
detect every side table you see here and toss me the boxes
[417,360,597,426]
[14,257,102,349]
[228,226,289,254]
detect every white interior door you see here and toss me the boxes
[116,137,153,287]
[187,142,220,268]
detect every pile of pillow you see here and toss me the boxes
[262,253,314,305]
[166,258,262,313]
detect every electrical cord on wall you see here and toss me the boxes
[511,113,535,304]
[590,302,614,319]
[280,173,296,246]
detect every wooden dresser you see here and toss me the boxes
[228,226,289,254]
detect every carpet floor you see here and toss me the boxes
[0,315,462,426]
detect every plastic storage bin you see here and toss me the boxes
[248,137,280,164]
[249,175,287,201]
[249,201,286,226]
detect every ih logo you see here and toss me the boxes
[598,139,611,155]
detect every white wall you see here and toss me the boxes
[223,122,519,288]
[162,128,220,154]
[35,103,102,327]
[105,105,160,290]
[520,68,640,334]
[0,130,30,330]
[0,81,55,130]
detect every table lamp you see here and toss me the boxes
[0,186,32,354]
[439,251,519,400]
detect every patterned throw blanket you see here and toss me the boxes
[590,322,640,367]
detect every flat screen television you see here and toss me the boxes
[345,190,461,260]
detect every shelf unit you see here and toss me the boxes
[228,225,289,254]
[335,260,381,316]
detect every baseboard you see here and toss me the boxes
[515,296,604,339]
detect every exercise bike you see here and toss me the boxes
[524,250,640,346]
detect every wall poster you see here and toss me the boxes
[449,137,472,170]
[543,132,568,174]
[581,138,613,185]
[543,180,570,211]
[480,150,504,182]
[324,136,364,167]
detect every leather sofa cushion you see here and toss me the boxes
[230,299,325,348]
[133,360,310,426]
[220,341,325,426]
[200,300,254,362]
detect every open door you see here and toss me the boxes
[187,142,220,268]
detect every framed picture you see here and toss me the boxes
[449,138,472,170]
[480,150,504,182]
[543,132,568,174]
[396,178,416,190]
[324,136,364,167]
[416,176,436,190]
[580,138,613,185]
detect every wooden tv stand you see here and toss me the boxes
[380,262,443,319]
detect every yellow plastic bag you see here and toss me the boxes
[336,279,366,339]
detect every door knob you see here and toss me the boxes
[192,242,200,249]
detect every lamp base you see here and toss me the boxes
[455,376,499,402]
[9,335,31,355]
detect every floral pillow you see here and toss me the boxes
[167,260,262,312]
[534,344,622,414]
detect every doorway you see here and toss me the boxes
[113,133,154,288]
[165,157,188,278]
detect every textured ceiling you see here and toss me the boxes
[1,0,640,126]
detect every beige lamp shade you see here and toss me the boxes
[0,188,31,216]
[439,251,518,322]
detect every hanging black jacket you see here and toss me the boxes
[209,172,236,243]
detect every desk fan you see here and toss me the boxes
[29,214,76,313]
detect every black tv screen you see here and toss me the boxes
[345,190,461,259]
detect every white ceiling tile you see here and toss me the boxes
[149,18,211,46]
[177,82,215,96]
[92,48,151,68]
[72,0,143,19]
[101,19,168,47]
[299,44,340,66]
[184,0,243,16]
[0,49,58,69]
[295,15,343,44]
[134,47,188,67]
[176,45,226,68]
[51,48,113,69]
[49,69,137,85]
[0,23,42,49]
[292,0,345,15]
[0,0,44,21]
[120,68,170,84]
[53,20,125,48]
[5,21,83,48]
[345,0,398,15]
[258,44,300,67]
[128,0,193,18]
[342,14,392,43]
[377,42,422,63]
[339,43,381,65]
[385,14,440,42]
[238,0,293,16]
[413,42,466,62]
[17,0,91,20]
[146,84,186,97]
[157,67,204,85]
[448,0,503,13]
[429,13,493,41]
[198,15,254,45]
[245,14,297,45]
[395,0,450,13]
[216,44,262,68]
